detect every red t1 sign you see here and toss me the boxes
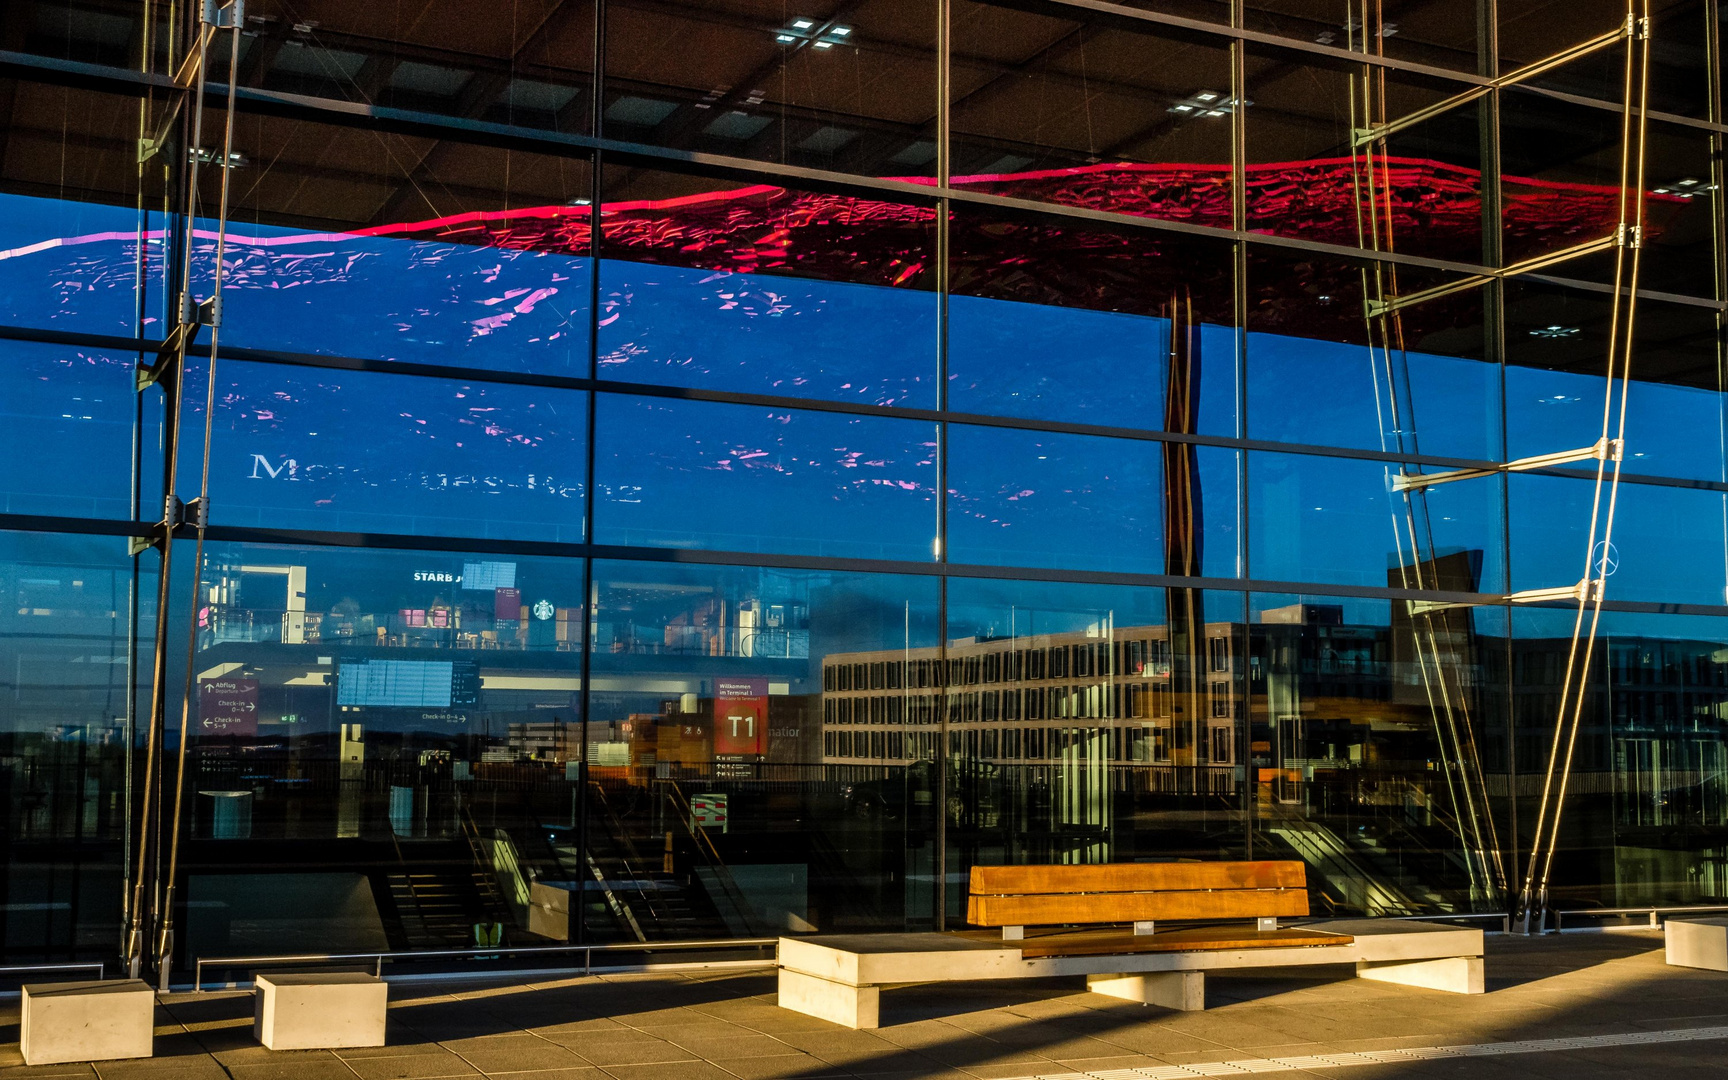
[199,677,259,736]
[713,678,768,756]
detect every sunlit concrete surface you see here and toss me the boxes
[2,931,1725,1079]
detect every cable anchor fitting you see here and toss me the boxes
[202,0,245,28]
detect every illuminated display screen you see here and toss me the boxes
[461,561,517,591]
[336,658,479,709]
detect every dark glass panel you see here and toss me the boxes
[0,341,154,520]
[0,530,150,961]
[602,0,938,178]
[1498,106,1717,298]
[1248,450,1506,592]
[943,579,1250,921]
[1510,607,1728,911]
[1236,2,1485,72]
[182,113,594,373]
[192,361,587,541]
[1636,120,1722,300]
[1497,90,1644,275]
[23,0,598,134]
[1504,283,1723,484]
[949,3,1233,225]
[1249,592,1510,913]
[590,559,941,937]
[1509,473,1726,605]
[1246,249,1498,461]
[597,169,936,408]
[947,209,1237,435]
[592,395,937,560]
[1245,49,1486,265]
[1501,0,1710,119]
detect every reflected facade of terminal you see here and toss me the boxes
[0,0,1725,974]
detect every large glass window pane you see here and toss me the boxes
[0,530,150,961]
[592,560,941,937]
[175,540,585,958]
[602,0,938,178]
[1505,283,1723,485]
[593,395,937,560]
[185,113,593,373]
[949,4,1234,226]
[0,341,153,520]
[1510,474,1728,606]
[943,579,1250,920]
[1250,592,1510,914]
[0,80,166,338]
[1245,51,1485,265]
[1247,249,1499,461]
[944,425,1167,574]
[1249,450,1506,592]
[1511,607,1728,913]
[948,211,1237,435]
[196,361,588,542]
[598,170,937,408]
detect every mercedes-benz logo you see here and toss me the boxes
[1591,540,1620,577]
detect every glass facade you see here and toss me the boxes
[0,0,1723,972]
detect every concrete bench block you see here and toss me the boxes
[778,968,879,1029]
[1356,955,1484,994]
[254,973,388,1050]
[21,978,154,1066]
[1666,916,1728,971]
[1088,970,1205,1010]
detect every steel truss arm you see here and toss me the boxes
[1365,232,1629,319]
[1353,16,1638,148]
[1393,438,1623,492]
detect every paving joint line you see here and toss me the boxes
[991,1025,1728,1079]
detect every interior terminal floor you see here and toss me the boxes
[1,930,1725,1079]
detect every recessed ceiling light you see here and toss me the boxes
[792,18,814,29]
[1196,91,1218,101]
[812,39,833,48]
[1204,109,1226,117]
[776,33,794,42]
[1171,104,1195,112]
[830,25,852,36]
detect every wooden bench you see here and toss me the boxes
[777,860,1484,1028]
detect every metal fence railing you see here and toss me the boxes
[192,937,777,992]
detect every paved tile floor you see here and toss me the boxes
[2,930,1725,1079]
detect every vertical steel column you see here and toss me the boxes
[575,0,606,949]
[932,0,951,933]
[1230,0,1252,859]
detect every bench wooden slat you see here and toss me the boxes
[968,861,1306,897]
[968,887,1309,927]
[950,925,1351,958]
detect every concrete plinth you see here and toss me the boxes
[254,973,388,1050]
[1356,955,1484,994]
[1665,916,1728,971]
[21,978,154,1066]
[777,968,880,1029]
[1088,970,1205,1010]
